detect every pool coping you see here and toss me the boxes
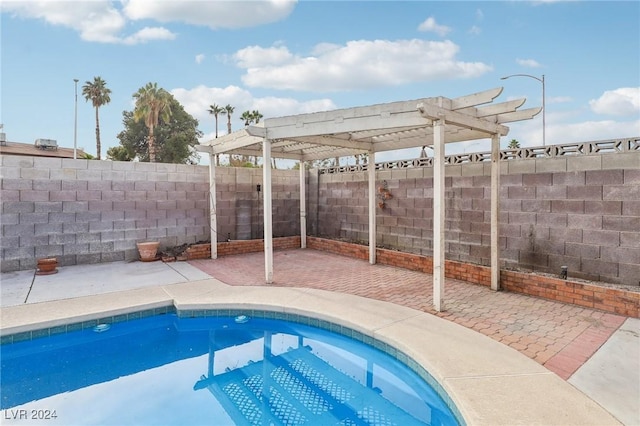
[0,278,621,426]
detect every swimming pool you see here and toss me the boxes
[1,311,459,425]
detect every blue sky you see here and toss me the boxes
[1,0,639,164]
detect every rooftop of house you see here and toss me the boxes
[0,140,88,159]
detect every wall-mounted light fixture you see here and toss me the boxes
[257,184,261,192]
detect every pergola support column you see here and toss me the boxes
[263,139,273,283]
[491,134,501,290]
[299,161,307,249]
[208,154,218,259]
[368,151,377,264]
[433,120,445,312]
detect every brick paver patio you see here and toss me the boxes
[190,248,626,380]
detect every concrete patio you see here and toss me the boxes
[1,249,638,425]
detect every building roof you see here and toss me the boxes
[0,141,88,159]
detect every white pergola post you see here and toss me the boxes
[208,154,218,259]
[368,151,377,264]
[263,138,273,283]
[299,161,307,249]
[433,120,446,312]
[491,134,501,290]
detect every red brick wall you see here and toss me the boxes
[307,237,639,318]
[186,236,302,259]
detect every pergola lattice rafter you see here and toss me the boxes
[196,87,541,311]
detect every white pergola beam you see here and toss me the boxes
[226,148,302,161]
[264,100,434,139]
[418,102,510,136]
[432,120,445,312]
[491,134,501,290]
[450,87,503,110]
[288,135,374,151]
[300,161,307,249]
[458,98,526,118]
[368,151,376,264]
[208,154,218,259]
[495,107,543,124]
[263,138,273,284]
[372,128,492,153]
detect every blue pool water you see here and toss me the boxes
[1,313,459,425]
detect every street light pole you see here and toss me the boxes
[73,78,79,159]
[501,73,546,146]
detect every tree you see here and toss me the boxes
[240,109,264,127]
[240,110,253,127]
[221,104,235,134]
[251,110,263,124]
[106,145,133,162]
[207,103,224,138]
[239,109,264,166]
[207,103,224,165]
[82,77,111,160]
[133,82,172,162]
[508,139,521,149]
[114,95,201,164]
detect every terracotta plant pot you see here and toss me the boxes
[37,257,58,275]
[137,242,160,262]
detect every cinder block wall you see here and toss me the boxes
[215,167,300,241]
[310,152,640,286]
[0,156,301,271]
[1,156,210,270]
[2,151,637,286]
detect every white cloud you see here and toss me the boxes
[548,96,572,104]
[233,45,294,68]
[516,58,542,68]
[195,54,205,64]
[505,108,639,147]
[549,119,640,143]
[469,25,481,35]
[171,85,336,134]
[1,0,125,42]
[1,0,176,44]
[417,17,451,37]
[2,0,294,44]
[589,87,640,116]
[122,27,176,45]
[122,0,296,29]
[236,39,492,92]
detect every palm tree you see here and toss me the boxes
[82,77,111,160]
[240,110,253,127]
[133,82,172,163]
[239,110,264,166]
[240,109,264,127]
[207,103,224,166]
[221,104,235,134]
[207,104,224,138]
[251,110,263,124]
[508,139,521,149]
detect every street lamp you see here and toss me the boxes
[501,73,545,146]
[73,78,79,159]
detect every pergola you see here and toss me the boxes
[196,87,540,311]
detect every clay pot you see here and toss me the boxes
[37,257,58,275]
[137,242,160,262]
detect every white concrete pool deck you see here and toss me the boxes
[1,260,638,425]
